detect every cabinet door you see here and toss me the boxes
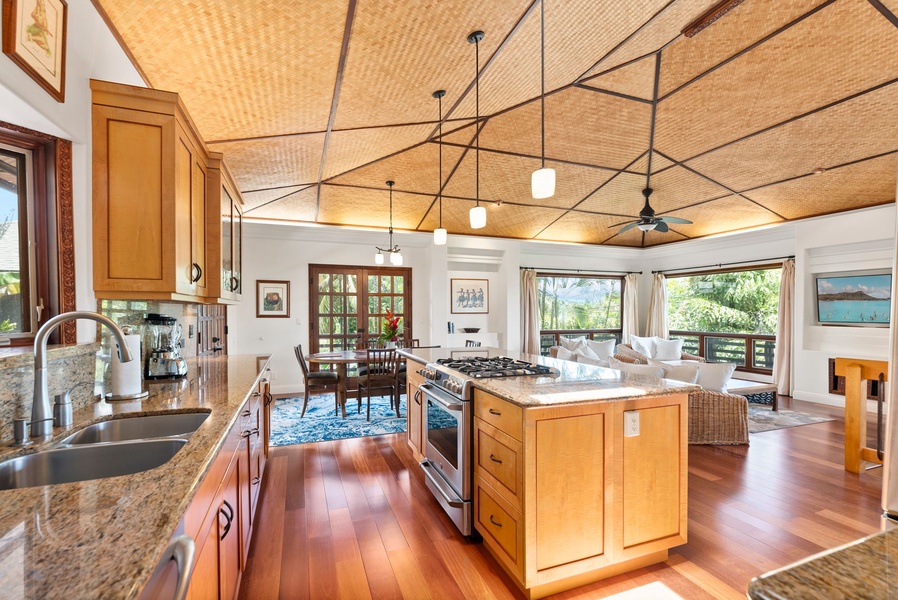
[221,185,233,299]
[187,516,221,600]
[192,151,208,295]
[220,457,241,600]
[92,105,176,293]
[232,201,243,297]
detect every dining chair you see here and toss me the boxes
[294,344,340,417]
[357,348,401,421]
[465,340,482,347]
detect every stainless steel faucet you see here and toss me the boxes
[30,311,134,439]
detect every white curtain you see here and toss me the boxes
[646,273,668,338]
[622,273,639,344]
[773,258,795,396]
[521,269,540,354]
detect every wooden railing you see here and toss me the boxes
[835,357,887,473]
[669,330,775,374]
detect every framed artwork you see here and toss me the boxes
[256,280,290,318]
[451,278,488,314]
[2,0,68,102]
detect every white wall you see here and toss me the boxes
[0,0,144,342]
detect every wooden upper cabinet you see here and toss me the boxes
[206,152,244,303]
[91,79,240,304]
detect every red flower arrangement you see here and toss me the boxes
[379,309,403,343]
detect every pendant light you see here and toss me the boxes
[531,0,555,199]
[375,181,403,265]
[433,89,448,245]
[468,30,487,230]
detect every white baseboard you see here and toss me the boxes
[271,383,304,396]
[791,390,882,413]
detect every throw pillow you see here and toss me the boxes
[585,338,616,360]
[560,336,587,352]
[576,354,610,368]
[556,346,577,361]
[630,335,656,359]
[654,338,684,361]
[660,363,699,384]
[694,362,737,392]
[609,356,665,378]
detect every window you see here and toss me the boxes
[0,121,75,346]
[537,274,623,355]
[666,267,781,372]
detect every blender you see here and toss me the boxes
[145,313,188,379]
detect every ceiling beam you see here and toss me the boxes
[867,0,898,28]
[243,184,316,214]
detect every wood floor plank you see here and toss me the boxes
[240,399,885,600]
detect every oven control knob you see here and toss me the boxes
[446,380,460,394]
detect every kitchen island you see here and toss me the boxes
[0,353,270,600]
[400,347,697,599]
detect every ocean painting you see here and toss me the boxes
[816,272,891,326]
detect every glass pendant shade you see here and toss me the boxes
[375,251,385,265]
[390,251,403,266]
[637,222,656,232]
[469,205,486,229]
[433,227,447,245]
[531,167,555,199]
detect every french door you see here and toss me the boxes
[309,264,412,378]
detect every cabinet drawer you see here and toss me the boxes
[476,481,521,566]
[474,390,522,441]
[475,423,521,507]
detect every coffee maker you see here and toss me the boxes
[145,313,188,379]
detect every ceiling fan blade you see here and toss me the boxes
[657,216,693,224]
[654,220,669,233]
[618,221,640,234]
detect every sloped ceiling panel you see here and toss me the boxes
[322,123,436,180]
[210,135,325,192]
[241,185,312,212]
[582,55,657,100]
[245,186,319,221]
[318,184,433,230]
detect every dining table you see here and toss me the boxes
[305,349,370,417]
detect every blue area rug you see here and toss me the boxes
[270,393,407,446]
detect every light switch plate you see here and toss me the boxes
[624,411,640,437]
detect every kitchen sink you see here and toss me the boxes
[0,438,188,490]
[60,412,210,445]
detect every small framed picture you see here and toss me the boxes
[256,280,290,318]
[2,0,68,102]
[451,278,489,314]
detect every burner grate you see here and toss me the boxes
[435,356,553,378]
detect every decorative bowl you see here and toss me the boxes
[461,328,480,333]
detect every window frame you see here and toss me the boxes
[0,121,76,346]
[536,272,625,356]
[665,264,781,374]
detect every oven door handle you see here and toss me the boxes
[420,461,465,508]
[419,383,464,412]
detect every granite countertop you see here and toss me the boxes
[0,353,271,600]
[398,347,698,407]
[748,526,898,599]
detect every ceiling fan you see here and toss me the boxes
[613,51,692,234]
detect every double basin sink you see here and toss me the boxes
[0,412,210,490]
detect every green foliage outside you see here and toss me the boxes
[666,269,781,334]
[538,276,621,330]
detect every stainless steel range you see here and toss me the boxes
[417,356,554,535]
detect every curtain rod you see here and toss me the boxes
[652,255,795,275]
[521,267,642,275]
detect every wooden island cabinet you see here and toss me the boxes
[473,388,689,599]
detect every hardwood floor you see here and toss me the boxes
[239,397,884,599]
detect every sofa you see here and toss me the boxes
[548,342,749,446]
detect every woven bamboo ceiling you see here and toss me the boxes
[95,0,898,247]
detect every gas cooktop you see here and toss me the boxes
[435,356,555,379]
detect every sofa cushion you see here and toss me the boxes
[609,356,664,378]
[660,362,700,384]
[560,336,588,352]
[630,335,656,358]
[654,338,684,361]
[556,346,577,361]
[585,338,615,360]
[694,362,737,393]
[577,354,609,368]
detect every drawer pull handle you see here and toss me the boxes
[414,390,422,405]
[489,454,502,464]
[241,409,251,417]
[489,515,502,528]
[191,263,203,283]
[252,476,261,485]
[488,409,501,416]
